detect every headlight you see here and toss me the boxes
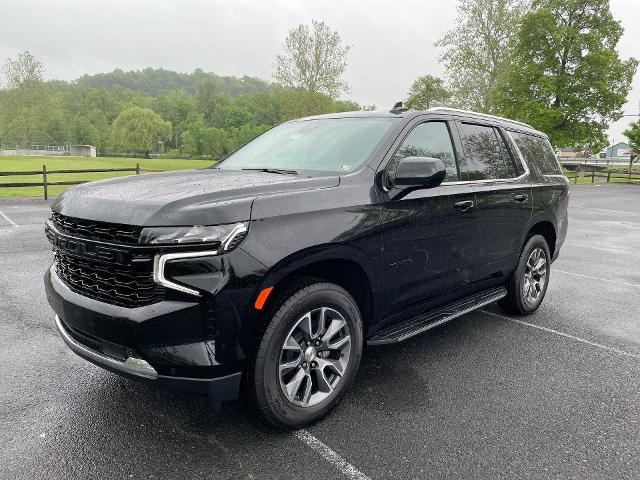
[140,222,248,250]
[149,222,247,296]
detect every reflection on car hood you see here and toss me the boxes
[51,168,339,226]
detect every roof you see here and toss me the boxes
[427,107,534,129]
[295,107,543,136]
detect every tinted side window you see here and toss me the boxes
[459,123,517,180]
[391,121,458,182]
[496,130,519,177]
[510,132,561,175]
[503,133,527,176]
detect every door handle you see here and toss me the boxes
[454,200,474,212]
[514,194,529,202]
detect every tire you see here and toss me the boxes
[499,234,551,316]
[247,279,363,429]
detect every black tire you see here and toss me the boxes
[247,278,363,429]
[499,234,551,316]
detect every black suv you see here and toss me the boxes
[45,107,568,428]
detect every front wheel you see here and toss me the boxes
[499,234,551,315]
[247,280,363,429]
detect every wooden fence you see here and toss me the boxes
[0,163,162,199]
[563,166,640,184]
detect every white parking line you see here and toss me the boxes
[554,269,640,289]
[480,310,640,360]
[294,429,372,480]
[571,206,640,216]
[566,243,640,256]
[0,209,18,227]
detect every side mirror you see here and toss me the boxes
[390,156,446,190]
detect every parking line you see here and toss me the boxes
[294,430,372,480]
[565,243,640,256]
[0,209,18,227]
[554,269,640,289]
[480,310,640,360]
[571,206,640,216]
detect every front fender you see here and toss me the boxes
[255,243,379,292]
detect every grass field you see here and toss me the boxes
[0,156,213,197]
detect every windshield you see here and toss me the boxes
[217,118,397,173]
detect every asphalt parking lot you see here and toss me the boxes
[1,183,639,480]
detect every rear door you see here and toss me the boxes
[454,121,533,282]
[379,119,479,316]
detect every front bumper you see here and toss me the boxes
[46,267,243,400]
[55,315,241,399]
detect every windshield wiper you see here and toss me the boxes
[242,168,298,175]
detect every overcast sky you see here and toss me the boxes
[1,0,638,143]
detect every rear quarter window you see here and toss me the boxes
[510,132,562,175]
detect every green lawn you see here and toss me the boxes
[0,156,213,197]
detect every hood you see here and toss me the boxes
[51,168,339,226]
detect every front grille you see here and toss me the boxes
[54,252,164,308]
[49,213,164,307]
[50,212,142,245]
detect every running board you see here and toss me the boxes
[367,286,507,346]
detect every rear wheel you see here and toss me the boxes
[499,234,551,315]
[247,280,363,429]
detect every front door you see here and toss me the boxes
[379,120,479,316]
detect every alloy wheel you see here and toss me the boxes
[522,247,548,305]
[278,307,351,407]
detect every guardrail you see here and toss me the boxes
[0,163,162,199]
[563,165,640,184]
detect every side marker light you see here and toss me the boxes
[254,287,274,310]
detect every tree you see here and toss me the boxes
[233,92,282,126]
[154,89,195,147]
[405,75,452,110]
[435,0,530,112]
[58,84,120,150]
[274,88,336,120]
[2,51,45,88]
[623,121,640,158]
[77,68,271,97]
[494,0,638,149]
[0,81,55,143]
[112,106,171,158]
[181,119,228,159]
[154,90,195,127]
[195,80,251,129]
[273,20,350,97]
[0,56,367,155]
[0,51,55,143]
[332,99,362,112]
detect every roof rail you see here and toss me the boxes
[427,107,534,129]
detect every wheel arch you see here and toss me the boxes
[252,245,379,337]
[525,220,557,259]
